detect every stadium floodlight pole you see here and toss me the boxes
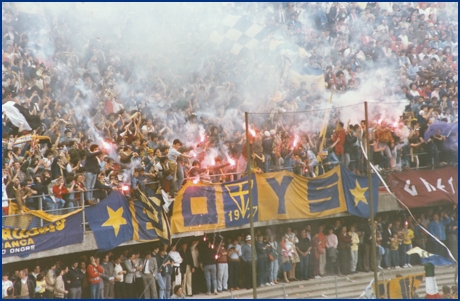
[245,112,257,299]
[364,101,379,299]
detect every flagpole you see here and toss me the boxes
[364,101,379,299]
[245,112,257,299]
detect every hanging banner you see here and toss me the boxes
[172,166,379,234]
[256,166,347,221]
[2,211,83,257]
[387,167,458,208]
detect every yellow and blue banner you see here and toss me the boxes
[256,166,346,221]
[375,273,424,299]
[131,191,171,245]
[172,175,258,234]
[172,166,379,234]
[2,211,83,257]
[85,192,134,251]
[341,166,379,218]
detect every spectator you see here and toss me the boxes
[382,222,393,269]
[255,234,270,287]
[100,254,115,299]
[389,233,402,269]
[241,235,255,289]
[113,255,126,299]
[158,248,173,299]
[337,226,352,276]
[35,273,46,299]
[401,221,415,268]
[280,236,293,283]
[267,235,279,285]
[169,245,183,290]
[87,256,103,299]
[123,252,138,299]
[227,237,242,291]
[14,269,35,299]
[83,144,103,203]
[325,228,338,275]
[296,229,312,281]
[141,251,158,299]
[67,259,84,299]
[45,262,57,299]
[428,212,451,255]
[171,284,185,299]
[349,225,360,274]
[2,272,13,298]
[53,267,68,299]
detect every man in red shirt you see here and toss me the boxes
[332,122,346,165]
[87,256,104,299]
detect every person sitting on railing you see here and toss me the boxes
[107,172,120,191]
[7,178,36,215]
[375,121,394,169]
[155,157,173,196]
[372,140,391,171]
[34,171,56,211]
[420,123,440,168]
[9,160,27,184]
[64,174,78,210]
[186,160,210,183]
[31,173,50,211]
[209,157,230,183]
[93,172,113,203]
[135,166,155,196]
[50,176,69,215]
[131,167,145,199]
[71,174,87,206]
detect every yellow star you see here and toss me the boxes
[101,207,127,237]
[349,180,368,207]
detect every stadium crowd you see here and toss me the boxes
[2,2,458,215]
[1,1,458,298]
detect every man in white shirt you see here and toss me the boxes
[2,273,13,298]
[169,245,183,288]
[227,237,242,290]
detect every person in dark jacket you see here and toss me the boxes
[93,173,113,202]
[178,242,194,296]
[344,125,358,171]
[255,234,270,287]
[158,248,172,299]
[67,259,84,299]
[83,144,102,202]
[200,238,218,295]
[382,222,393,269]
[14,269,35,298]
[153,245,166,299]
[262,131,274,172]
[337,226,352,275]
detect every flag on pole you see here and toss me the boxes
[406,247,456,266]
[210,14,272,55]
[425,263,441,299]
[358,278,376,299]
[2,101,42,130]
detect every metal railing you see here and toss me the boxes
[2,154,455,231]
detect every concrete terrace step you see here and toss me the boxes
[191,265,456,299]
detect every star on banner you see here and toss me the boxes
[102,207,127,237]
[349,180,368,207]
